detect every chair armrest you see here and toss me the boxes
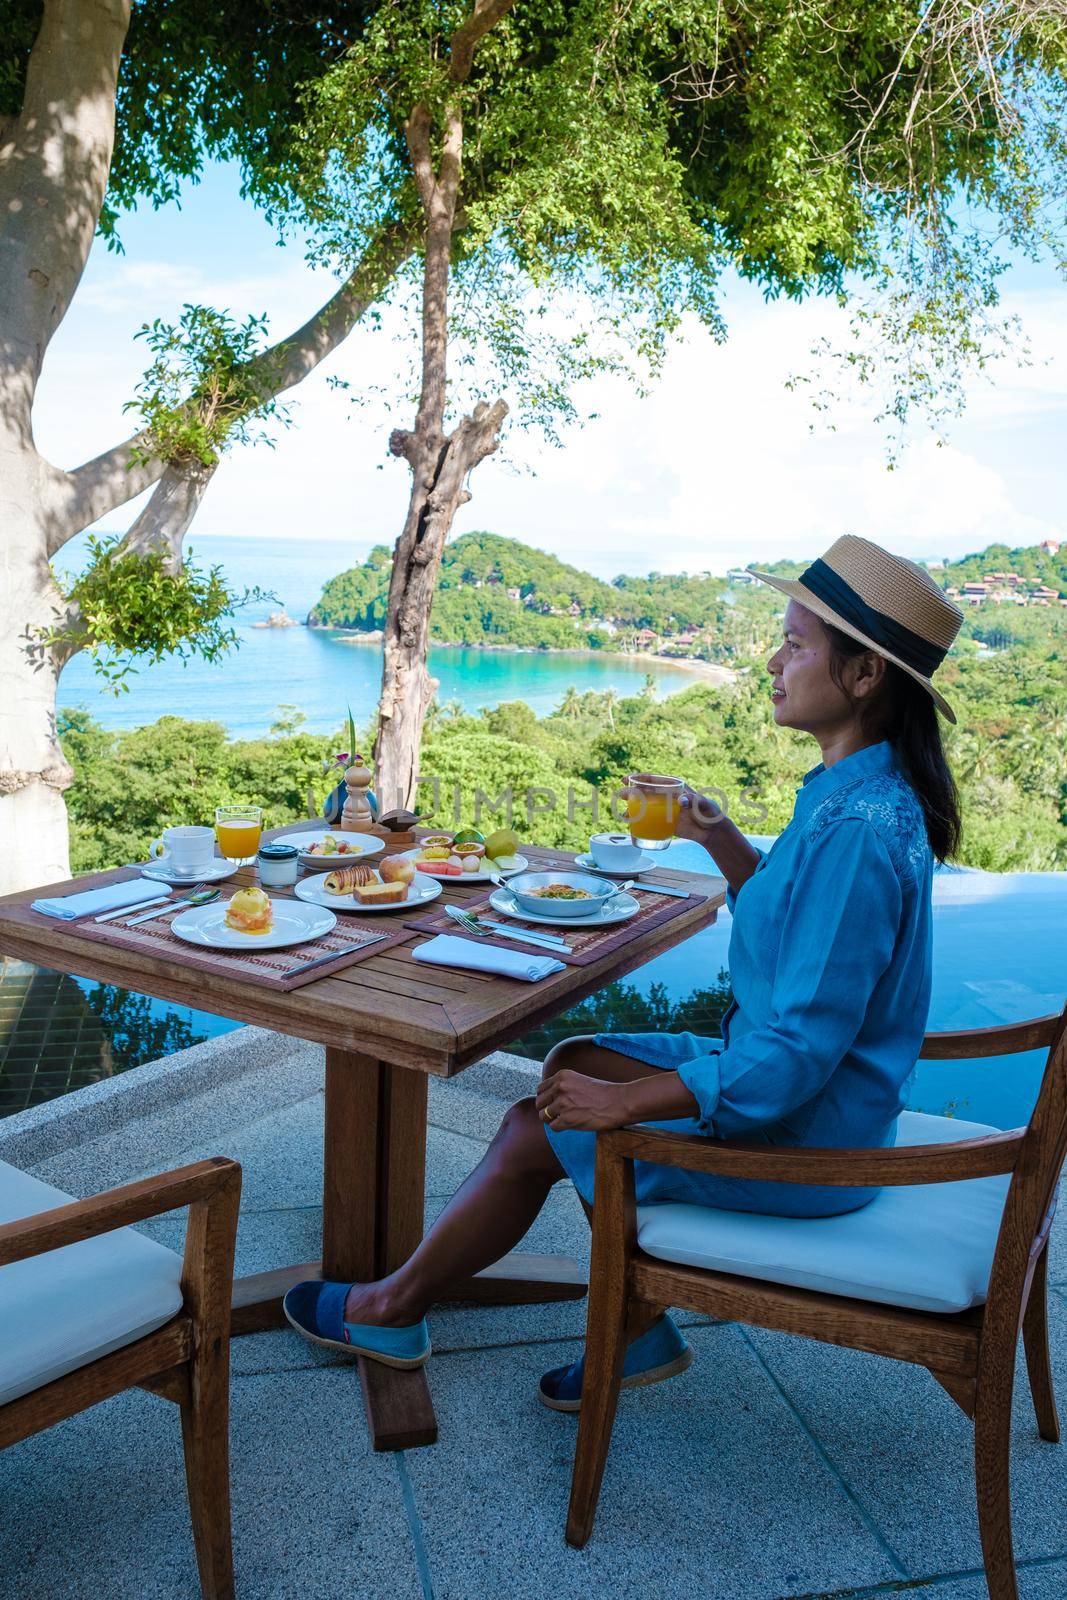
[600,1126,1024,1187]
[921,1012,1064,1059]
[0,1157,241,1267]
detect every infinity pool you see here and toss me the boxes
[2,841,1063,1127]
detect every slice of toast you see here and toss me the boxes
[351,878,408,905]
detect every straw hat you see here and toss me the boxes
[752,535,964,722]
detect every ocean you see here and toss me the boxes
[56,534,715,739]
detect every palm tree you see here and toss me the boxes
[444,699,465,721]
[557,686,582,720]
[602,688,619,730]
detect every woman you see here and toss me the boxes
[284,535,964,1406]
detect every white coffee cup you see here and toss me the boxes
[589,832,645,872]
[149,825,216,878]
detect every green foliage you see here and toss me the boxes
[125,305,289,467]
[58,711,338,871]
[312,530,766,649]
[53,535,256,690]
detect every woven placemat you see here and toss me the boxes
[404,885,707,967]
[75,903,415,991]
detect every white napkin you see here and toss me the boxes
[412,934,565,982]
[31,877,166,921]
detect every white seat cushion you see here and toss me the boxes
[0,1160,185,1407]
[636,1112,1010,1314]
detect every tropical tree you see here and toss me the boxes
[4,0,1066,885]
[284,0,1067,813]
[0,0,422,892]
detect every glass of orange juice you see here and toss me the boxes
[625,774,684,851]
[215,804,263,866]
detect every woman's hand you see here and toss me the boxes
[535,1070,634,1133]
[618,773,723,845]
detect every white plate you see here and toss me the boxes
[573,851,658,878]
[170,898,336,950]
[138,859,238,886]
[402,849,529,885]
[273,829,386,871]
[487,887,639,929]
[294,873,441,913]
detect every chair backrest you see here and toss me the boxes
[921,1005,1067,1349]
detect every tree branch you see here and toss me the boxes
[405,104,437,214]
[51,460,217,667]
[44,433,162,556]
[49,216,417,552]
[449,0,517,84]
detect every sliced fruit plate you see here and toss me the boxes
[403,847,529,884]
[272,828,386,872]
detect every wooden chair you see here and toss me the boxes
[0,1155,241,1599]
[566,1007,1067,1600]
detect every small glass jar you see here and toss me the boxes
[257,842,299,888]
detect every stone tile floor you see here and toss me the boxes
[1,1033,1065,1600]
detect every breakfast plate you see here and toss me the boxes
[573,851,657,878]
[272,829,386,872]
[294,873,442,913]
[170,899,336,950]
[138,859,238,886]
[487,887,640,929]
[403,849,529,884]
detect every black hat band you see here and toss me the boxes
[800,558,947,678]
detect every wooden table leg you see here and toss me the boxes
[323,1050,437,1452]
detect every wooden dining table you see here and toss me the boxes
[0,829,725,1451]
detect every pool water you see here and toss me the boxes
[2,840,1063,1127]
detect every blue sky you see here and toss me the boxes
[35,161,1067,578]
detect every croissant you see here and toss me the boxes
[324,863,376,895]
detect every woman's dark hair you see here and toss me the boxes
[823,623,961,862]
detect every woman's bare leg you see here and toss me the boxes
[343,1036,649,1326]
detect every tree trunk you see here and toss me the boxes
[0,441,74,893]
[374,400,507,811]
[371,4,516,809]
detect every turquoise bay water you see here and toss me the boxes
[57,534,711,738]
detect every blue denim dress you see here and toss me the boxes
[546,742,934,1218]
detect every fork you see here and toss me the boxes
[444,904,572,953]
[121,884,219,926]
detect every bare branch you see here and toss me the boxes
[50,217,417,552]
[119,460,217,571]
[405,104,437,214]
[44,433,162,556]
[449,0,517,84]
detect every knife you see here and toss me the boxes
[94,893,170,924]
[285,938,385,978]
[481,920,573,952]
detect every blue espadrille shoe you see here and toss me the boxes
[283,1280,430,1369]
[538,1313,692,1412]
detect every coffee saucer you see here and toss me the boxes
[574,851,658,878]
[137,859,238,885]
